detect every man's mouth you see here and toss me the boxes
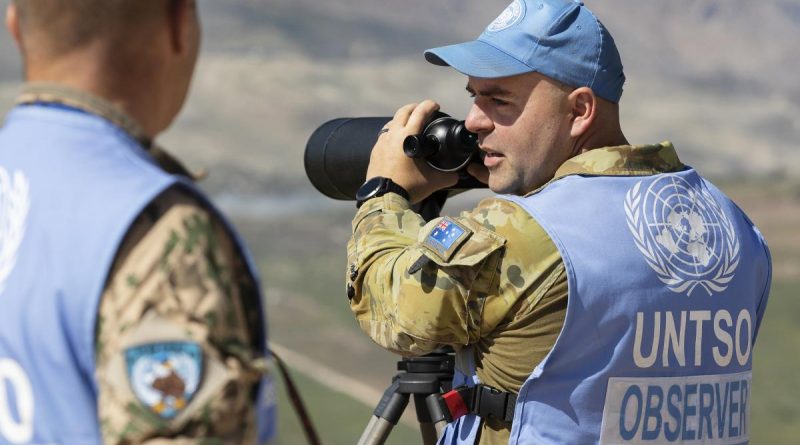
[481,149,504,167]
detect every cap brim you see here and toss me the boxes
[424,40,533,79]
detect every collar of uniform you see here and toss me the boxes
[16,82,204,181]
[552,142,685,181]
[17,82,151,147]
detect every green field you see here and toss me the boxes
[750,280,800,443]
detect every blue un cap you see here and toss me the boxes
[425,0,625,103]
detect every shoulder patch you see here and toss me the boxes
[423,217,472,261]
[125,342,203,420]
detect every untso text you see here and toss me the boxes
[601,309,753,444]
[597,174,759,445]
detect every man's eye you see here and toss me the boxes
[492,98,509,106]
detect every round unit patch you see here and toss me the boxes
[125,342,203,420]
[624,174,739,296]
[487,0,525,32]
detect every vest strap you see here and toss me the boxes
[436,384,517,424]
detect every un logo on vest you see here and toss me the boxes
[0,166,30,296]
[624,174,739,296]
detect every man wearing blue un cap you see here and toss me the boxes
[347,1,771,444]
[425,0,625,103]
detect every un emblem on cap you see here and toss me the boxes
[624,174,740,296]
[487,0,526,32]
[125,342,203,420]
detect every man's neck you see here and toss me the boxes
[571,130,629,158]
[17,82,202,180]
[19,82,151,147]
[24,53,166,139]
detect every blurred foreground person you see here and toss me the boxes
[0,1,275,443]
[346,0,771,443]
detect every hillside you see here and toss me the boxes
[1,0,798,195]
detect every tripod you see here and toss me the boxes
[357,349,455,445]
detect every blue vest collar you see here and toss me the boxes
[15,83,202,181]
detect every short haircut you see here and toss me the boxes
[12,0,165,56]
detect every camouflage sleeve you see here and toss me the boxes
[347,192,559,356]
[95,188,267,445]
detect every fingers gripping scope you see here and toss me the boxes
[304,111,483,200]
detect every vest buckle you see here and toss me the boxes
[435,384,517,424]
[474,385,517,423]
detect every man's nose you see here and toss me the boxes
[465,104,493,136]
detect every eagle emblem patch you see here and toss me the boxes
[125,342,203,420]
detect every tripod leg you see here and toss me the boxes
[419,422,439,445]
[415,393,448,445]
[424,393,449,439]
[357,415,400,445]
[358,381,410,445]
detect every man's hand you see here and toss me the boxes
[365,100,458,204]
[467,163,490,186]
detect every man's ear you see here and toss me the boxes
[6,3,22,48]
[166,0,193,53]
[568,87,597,138]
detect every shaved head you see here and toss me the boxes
[6,0,201,138]
[12,0,167,58]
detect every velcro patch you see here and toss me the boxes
[423,217,472,261]
[125,342,203,420]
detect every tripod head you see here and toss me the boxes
[359,348,456,445]
[395,348,455,394]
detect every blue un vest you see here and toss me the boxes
[439,168,771,445]
[0,105,275,444]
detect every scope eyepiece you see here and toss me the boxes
[401,112,479,172]
[403,134,439,158]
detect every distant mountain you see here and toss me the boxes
[1,0,798,195]
[200,0,501,59]
[185,0,800,190]
[198,0,800,95]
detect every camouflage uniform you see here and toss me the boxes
[16,86,271,445]
[95,189,267,444]
[347,142,684,444]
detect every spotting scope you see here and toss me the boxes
[304,112,485,201]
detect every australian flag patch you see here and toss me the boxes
[423,217,471,261]
[125,342,203,420]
